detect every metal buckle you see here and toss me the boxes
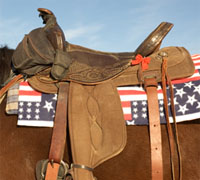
[39,159,69,179]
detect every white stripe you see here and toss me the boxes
[192,55,200,59]
[18,95,41,102]
[189,72,200,78]
[19,85,35,91]
[117,86,143,91]
[117,85,162,91]
[17,120,54,127]
[193,59,200,64]
[122,107,131,114]
[120,93,164,101]
[195,65,200,70]
[169,112,200,123]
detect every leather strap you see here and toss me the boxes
[45,162,60,180]
[162,57,182,180]
[144,78,163,180]
[0,74,23,99]
[45,82,69,180]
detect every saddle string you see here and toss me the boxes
[161,58,182,180]
[164,62,182,180]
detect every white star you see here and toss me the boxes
[142,101,147,106]
[27,102,32,107]
[159,100,164,105]
[186,95,197,106]
[142,107,147,112]
[133,108,138,113]
[35,114,40,120]
[127,120,135,125]
[175,88,186,98]
[132,101,138,106]
[52,94,57,101]
[173,97,179,105]
[35,109,40,114]
[184,82,194,88]
[43,101,53,112]
[19,102,24,106]
[142,113,147,118]
[133,114,138,119]
[168,98,171,106]
[193,85,200,95]
[35,103,40,107]
[26,114,31,119]
[160,112,165,117]
[160,107,164,111]
[19,108,23,113]
[26,108,32,113]
[196,102,200,109]
[178,104,188,114]
[18,114,23,119]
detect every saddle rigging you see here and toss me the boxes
[0,8,195,180]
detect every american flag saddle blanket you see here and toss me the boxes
[6,54,200,127]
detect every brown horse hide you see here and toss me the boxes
[0,97,200,180]
[0,46,13,86]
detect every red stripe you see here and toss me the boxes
[194,62,200,66]
[124,114,132,121]
[172,76,200,84]
[19,90,41,96]
[121,101,131,107]
[192,54,200,58]
[194,69,199,73]
[118,90,146,95]
[20,81,29,86]
[192,58,200,62]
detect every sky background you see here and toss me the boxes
[0,0,200,54]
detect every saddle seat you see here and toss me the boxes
[28,46,194,94]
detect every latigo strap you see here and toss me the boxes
[45,82,69,180]
[144,78,163,180]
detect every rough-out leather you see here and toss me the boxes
[68,81,127,180]
[50,50,72,80]
[113,46,195,86]
[12,28,55,75]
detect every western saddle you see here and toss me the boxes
[0,8,195,180]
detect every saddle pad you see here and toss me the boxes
[17,81,57,127]
[12,54,200,127]
[120,54,200,125]
[6,83,19,114]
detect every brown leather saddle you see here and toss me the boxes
[1,8,195,180]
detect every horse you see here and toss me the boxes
[0,46,200,180]
[0,46,13,87]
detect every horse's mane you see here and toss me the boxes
[0,46,14,87]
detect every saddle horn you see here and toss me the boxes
[37,8,66,51]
